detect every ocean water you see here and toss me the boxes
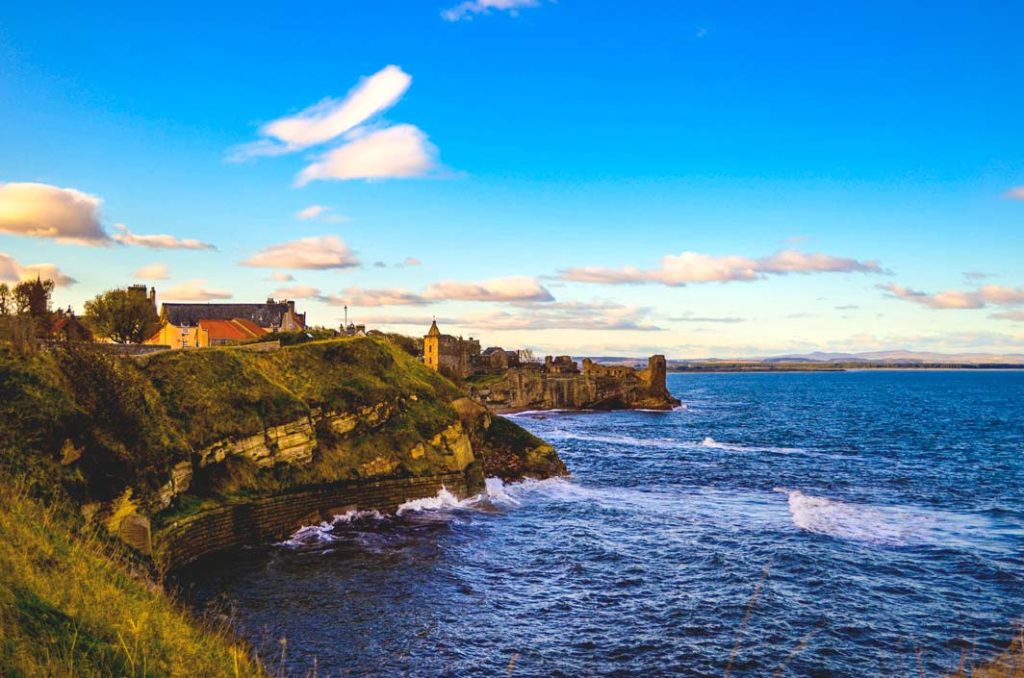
[180,371,1024,676]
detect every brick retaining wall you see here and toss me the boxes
[156,472,474,571]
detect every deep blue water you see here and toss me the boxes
[181,371,1024,676]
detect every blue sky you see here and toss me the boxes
[1,0,1022,356]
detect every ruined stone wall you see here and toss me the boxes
[157,472,474,570]
[471,354,679,412]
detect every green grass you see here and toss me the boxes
[0,479,264,677]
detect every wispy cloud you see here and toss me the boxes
[230,65,412,160]
[0,182,110,245]
[397,256,422,267]
[327,286,431,307]
[1005,186,1024,200]
[442,0,540,22]
[133,263,170,280]
[963,271,996,282]
[271,285,325,301]
[243,235,359,270]
[560,250,884,286]
[161,279,232,301]
[327,276,554,306]
[0,252,76,286]
[668,313,746,323]
[424,276,554,302]
[228,65,439,184]
[991,310,1024,322]
[295,124,438,185]
[360,302,660,332]
[295,204,347,223]
[112,224,215,250]
[880,282,1024,309]
[268,272,294,282]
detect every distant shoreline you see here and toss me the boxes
[667,362,1024,373]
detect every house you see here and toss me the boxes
[197,318,267,346]
[48,310,93,342]
[147,292,305,349]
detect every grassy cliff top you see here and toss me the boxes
[0,336,464,507]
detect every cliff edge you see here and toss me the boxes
[0,337,565,568]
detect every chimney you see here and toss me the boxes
[149,286,157,309]
[286,300,295,314]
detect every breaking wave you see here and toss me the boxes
[779,489,995,548]
[280,509,385,547]
[700,436,805,455]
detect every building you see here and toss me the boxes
[48,309,93,342]
[147,293,305,349]
[423,320,481,379]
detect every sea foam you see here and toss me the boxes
[778,489,995,548]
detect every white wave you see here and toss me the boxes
[482,477,521,506]
[545,431,681,450]
[699,436,804,455]
[279,508,386,546]
[779,489,994,548]
[396,486,464,514]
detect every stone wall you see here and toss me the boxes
[471,354,679,412]
[156,472,474,571]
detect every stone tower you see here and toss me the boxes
[424,320,442,371]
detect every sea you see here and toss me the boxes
[179,371,1024,676]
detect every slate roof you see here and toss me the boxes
[162,302,292,328]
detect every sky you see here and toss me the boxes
[1,0,1022,357]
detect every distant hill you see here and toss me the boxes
[760,350,1024,365]
[579,350,1024,368]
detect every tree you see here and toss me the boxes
[0,283,10,315]
[13,277,54,317]
[84,288,161,344]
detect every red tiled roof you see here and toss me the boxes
[198,318,269,341]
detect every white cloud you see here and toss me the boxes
[442,0,540,22]
[133,263,170,280]
[560,250,884,286]
[459,303,662,331]
[880,282,1024,310]
[327,286,431,307]
[0,253,76,286]
[162,279,232,302]
[243,235,359,270]
[112,224,216,250]
[229,65,412,160]
[295,204,346,223]
[271,285,325,300]
[991,310,1024,322]
[295,124,437,185]
[1005,186,1024,200]
[268,272,295,282]
[424,276,554,302]
[0,182,110,244]
[669,313,746,323]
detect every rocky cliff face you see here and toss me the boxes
[0,338,566,565]
[469,355,680,412]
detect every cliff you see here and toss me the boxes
[0,337,565,569]
[468,354,681,412]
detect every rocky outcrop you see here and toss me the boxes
[470,354,680,412]
[3,336,567,568]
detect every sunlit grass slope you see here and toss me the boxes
[0,480,264,677]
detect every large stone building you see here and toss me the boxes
[423,320,481,379]
[147,292,305,349]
